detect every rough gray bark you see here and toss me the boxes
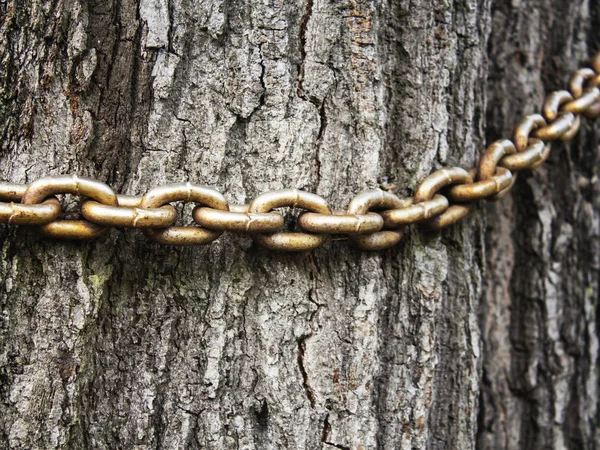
[0,1,596,449]
[479,1,600,449]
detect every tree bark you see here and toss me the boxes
[0,0,597,449]
[480,1,600,449]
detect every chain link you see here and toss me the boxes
[345,190,405,250]
[139,183,228,246]
[2,53,600,250]
[248,189,331,251]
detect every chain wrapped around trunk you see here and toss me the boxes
[2,53,600,251]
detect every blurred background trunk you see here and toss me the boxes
[0,0,598,448]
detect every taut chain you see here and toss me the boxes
[2,53,600,251]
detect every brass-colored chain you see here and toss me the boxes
[2,53,600,251]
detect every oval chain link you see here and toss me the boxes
[2,52,599,250]
[248,189,331,251]
[81,195,177,229]
[345,190,405,251]
[139,183,228,245]
[21,175,118,240]
[413,167,474,229]
[193,204,284,233]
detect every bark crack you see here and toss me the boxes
[296,0,328,190]
[257,51,267,109]
[307,254,324,321]
[323,442,351,450]
[297,334,316,408]
[321,415,351,450]
[166,0,176,55]
[313,99,327,188]
[296,0,314,99]
[320,412,331,442]
[255,399,269,429]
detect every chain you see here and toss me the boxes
[2,53,600,251]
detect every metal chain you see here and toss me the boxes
[2,53,600,251]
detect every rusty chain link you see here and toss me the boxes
[2,53,600,251]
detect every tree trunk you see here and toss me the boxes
[479,2,600,448]
[0,0,597,449]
